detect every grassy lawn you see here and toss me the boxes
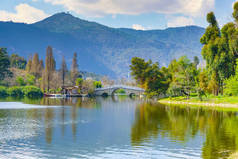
[159,94,238,105]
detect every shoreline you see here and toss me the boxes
[158,99,238,109]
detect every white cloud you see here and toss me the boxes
[167,16,195,27]
[44,0,214,17]
[0,3,48,23]
[132,24,145,30]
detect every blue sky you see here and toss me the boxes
[0,0,236,30]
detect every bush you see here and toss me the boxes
[16,76,26,86]
[115,89,126,94]
[94,81,102,88]
[0,86,8,97]
[22,86,43,98]
[8,86,24,97]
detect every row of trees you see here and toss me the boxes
[0,46,104,94]
[19,46,80,92]
[130,56,199,98]
[130,2,238,98]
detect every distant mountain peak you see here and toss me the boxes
[33,12,106,33]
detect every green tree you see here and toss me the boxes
[167,56,199,97]
[0,48,12,81]
[130,57,169,96]
[10,54,27,69]
[26,74,36,85]
[71,52,79,85]
[60,56,67,86]
[94,81,102,88]
[193,56,200,69]
[200,12,224,95]
[16,76,26,86]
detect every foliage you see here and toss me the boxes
[16,76,26,86]
[167,56,199,97]
[10,54,27,69]
[94,81,102,88]
[43,46,55,92]
[60,56,67,86]
[7,86,24,97]
[82,79,95,95]
[0,86,8,97]
[71,52,79,85]
[26,74,35,85]
[115,89,126,94]
[22,86,43,98]
[224,60,238,96]
[0,48,12,81]
[130,57,169,97]
[75,78,83,87]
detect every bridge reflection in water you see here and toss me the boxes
[94,85,145,96]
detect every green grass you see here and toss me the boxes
[159,95,238,104]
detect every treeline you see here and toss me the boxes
[130,2,238,98]
[0,46,102,95]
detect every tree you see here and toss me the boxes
[10,54,27,69]
[26,57,32,73]
[130,57,152,87]
[0,48,12,81]
[39,59,44,73]
[130,57,169,96]
[167,56,199,97]
[193,56,199,69]
[71,52,79,85]
[60,56,67,86]
[200,12,222,95]
[43,46,56,92]
[233,1,238,23]
[94,81,102,88]
[26,74,36,85]
[15,76,26,86]
[31,53,41,78]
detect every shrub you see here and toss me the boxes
[16,76,26,86]
[224,76,238,96]
[76,78,83,86]
[115,89,126,94]
[8,86,24,97]
[94,81,102,88]
[22,86,43,98]
[0,86,8,97]
[26,74,35,85]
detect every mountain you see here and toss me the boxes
[0,12,205,78]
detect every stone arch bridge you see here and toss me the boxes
[94,85,145,96]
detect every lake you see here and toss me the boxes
[0,96,237,159]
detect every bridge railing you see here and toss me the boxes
[95,85,145,91]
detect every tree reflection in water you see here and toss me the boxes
[131,102,238,159]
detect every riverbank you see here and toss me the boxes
[158,96,238,108]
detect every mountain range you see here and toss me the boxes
[0,12,205,78]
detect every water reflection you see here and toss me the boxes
[131,102,238,159]
[1,97,238,158]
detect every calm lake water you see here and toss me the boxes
[0,97,237,159]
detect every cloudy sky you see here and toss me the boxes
[0,0,236,30]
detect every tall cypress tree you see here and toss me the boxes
[200,12,221,95]
[44,46,55,92]
[60,56,67,86]
[31,53,40,77]
[26,57,32,73]
[71,52,79,85]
